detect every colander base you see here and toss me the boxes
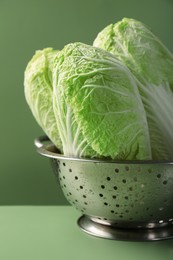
[77,215,173,241]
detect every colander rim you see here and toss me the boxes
[34,135,173,165]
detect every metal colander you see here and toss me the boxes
[34,136,173,241]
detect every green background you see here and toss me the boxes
[0,0,173,205]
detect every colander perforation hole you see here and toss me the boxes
[69,168,72,172]
[115,168,119,173]
[114,186,118,190]
[104,202,108,206]
[133,177,137,182]
[163,180,168,185]
[63,162,66,166]
[101,185,105,189]
[66,193,71,198]
[83,195,87,198]
[107,177,111,181]
[124,196,128,200]
[80,186,83,189]
[112,195,117,199]
[125,166,129,171]
[75,176,78,180]
[122,179,126,183]
[99,193,103,197]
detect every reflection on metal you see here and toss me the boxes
[78,215,173,241]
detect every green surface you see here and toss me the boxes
[0,206,173,260]
[0,0,173,205]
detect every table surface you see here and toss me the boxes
[0,206,173,260]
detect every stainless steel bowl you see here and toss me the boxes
[34,136,173,241]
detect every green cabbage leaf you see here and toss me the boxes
[24,48,62,150]
[53,42,151,159]
[24,18,173,160]
[93,18,173,160]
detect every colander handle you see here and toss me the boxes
[34,135,50,148]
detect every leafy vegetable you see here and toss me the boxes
[53,42,151,159]
[24,48,62,150]
[93,18,173,160]
[24,18,173,160]
[52,52,98,158]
